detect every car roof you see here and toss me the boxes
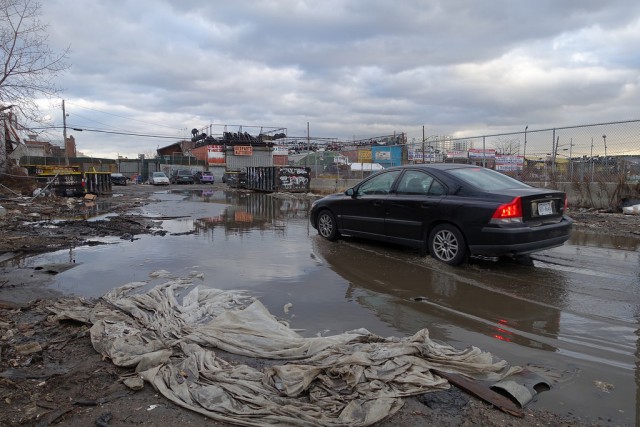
[386,163,480,172]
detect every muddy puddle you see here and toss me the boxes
[3,188,639,425]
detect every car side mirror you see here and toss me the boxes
[345,188,355,197]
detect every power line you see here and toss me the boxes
[63,100,179,130]
[27,126,184,139]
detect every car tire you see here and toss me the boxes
[428,224,467,266]
[317,210,339,241]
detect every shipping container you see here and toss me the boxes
[245,166,310,193]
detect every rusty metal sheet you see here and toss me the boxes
[432,369,525,418]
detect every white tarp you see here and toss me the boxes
[48,271,521,426]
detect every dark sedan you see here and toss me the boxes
[170,169,194,185]
[309,164,572,266]
[110,173,128,186]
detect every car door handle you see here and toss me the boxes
[373,201,384,207]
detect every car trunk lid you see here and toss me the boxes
[488,189,566,226]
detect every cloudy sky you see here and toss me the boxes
[31,0,640,159]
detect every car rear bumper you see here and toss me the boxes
[468,217,573,257]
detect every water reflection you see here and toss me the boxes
[311,237,562,352]
[173,189,313,238]
[569,229,640,251]
[310,237,638,425]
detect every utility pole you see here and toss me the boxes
[62,99,68,165]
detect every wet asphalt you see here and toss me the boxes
[9,185,640,426]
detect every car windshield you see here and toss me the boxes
[153,172,166,177]
[448,167,530,191]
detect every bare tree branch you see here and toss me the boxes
[0,0,69,122]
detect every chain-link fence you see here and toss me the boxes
[447,119,640,184]
[304,120,640,185]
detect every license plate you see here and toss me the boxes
[538,201,553,216]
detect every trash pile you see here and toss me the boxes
[621,198,640,215]
[48,270,527,427]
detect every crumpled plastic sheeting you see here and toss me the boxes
[49,274,522,427]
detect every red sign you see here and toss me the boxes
[207,145,225,164]
[234,146,253,156]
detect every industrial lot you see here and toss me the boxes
[1,119,640,426]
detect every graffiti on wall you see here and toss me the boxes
[278,167,310,190]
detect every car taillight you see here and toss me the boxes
[490,197,523,224]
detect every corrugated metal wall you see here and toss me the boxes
[226,146,273,170]
[118,162,140,175]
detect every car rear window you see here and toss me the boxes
[448,167,530,191]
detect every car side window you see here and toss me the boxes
[397,171,445,196]
[430,179,445,195]
[357,171,401,195]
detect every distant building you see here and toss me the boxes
[452,138,473,151]
[156,140,194,158]
[64,135,77,158]
[8,134,71,164]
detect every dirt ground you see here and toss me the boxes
[0,183,637,426]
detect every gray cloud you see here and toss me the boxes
[34,0,640,157]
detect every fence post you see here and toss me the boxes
[482,136,486,168]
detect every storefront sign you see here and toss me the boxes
[234,146,253,156]
[207,145,225,164]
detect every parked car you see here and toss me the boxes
[309,164,572,266]
[110,173,128,186]
[149,171,170,185]
[194,171,215,184]
[170,169,194,185]
[222,171,247,188]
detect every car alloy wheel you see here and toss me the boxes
[317,210,339,241]
[429,224,467,266]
